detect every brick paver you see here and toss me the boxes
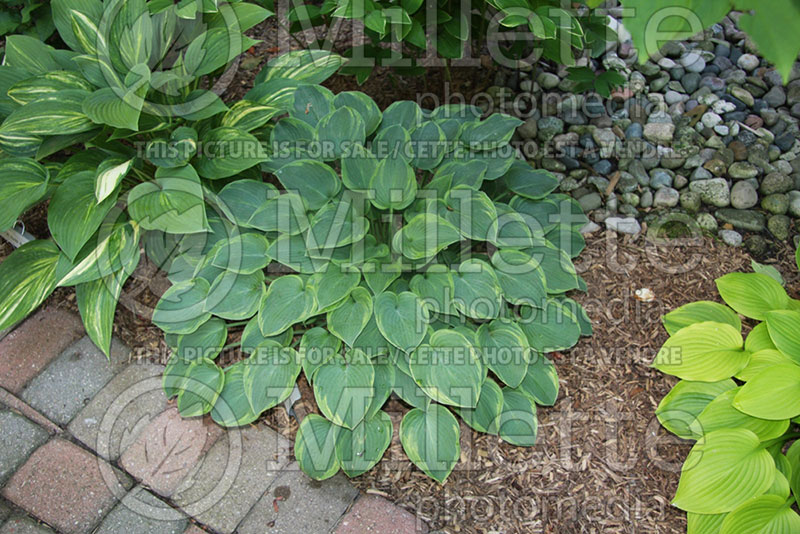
[0,308,84,393]
[1,438,131,534]
[0,388,60,434]
[94,486,188,534]
[120,407,222,497]
[236,464,359,534]
[21,337,130,426]
[68,363,167,461]
[0,410,49,484]
[0,514,55,534]
[171,425,292,534]
[183,525,207,534]
[0,499,9,522]
[335,495,427,534]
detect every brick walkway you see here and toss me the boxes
[0,307,427,534]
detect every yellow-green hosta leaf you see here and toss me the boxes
[410,329,483,408]
[736,349,796,382]
[374,291,429,353]
[399,404,460,483]
[716,273,789,320]
[719,495,800,534]
[746,322,777,353]
[295,414,340,480]
[313,352,375,429]
[687,512,726,534]
[655,379,737,439]
[0,240,70,331]
[734,364,800,420]
[335,410,392,477]
[176,358,224,417]
[673,428,776,514]
[663,301,742,336]
[764,310,800,364]
[652,322,748,382]
[0,157,49,232]
[242,342,301,414]
[690,388,789,441]
[257,275,316,337]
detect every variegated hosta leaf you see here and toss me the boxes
[76,266,133,357]
[0,240,71,331]
[7,71,95,106]
[58,222,140,287]
[126,165,208,234]
[255,49,346,85]
[0,157,49,232]
[95,158,134,202]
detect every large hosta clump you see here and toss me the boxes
[154,87,592,482]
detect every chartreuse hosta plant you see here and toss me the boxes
[653,247,800,533]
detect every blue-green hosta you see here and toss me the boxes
[653,247,800,532]
[0,0,591,484]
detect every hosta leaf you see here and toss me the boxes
[393,214,461,262]
[300,327,340,383]
[295,414,340,480]
[243,342,301,414]
[734,364,800,420]
[315,106,365,160]
[673,428,775,514]
[267,234,320,274]
[399,404,460,483]
[176,358,224,417]
[313,352,375,429]
[392,367,431,409]
[655,379,737,440]
[459,113,522,151]
[127,165,208,235]
[48,171,120,260]
[208,233,270,274]
[0,240,70,331]
[257,275,316,336]
[379,101,423,132]
[687,512,726,534]
[652,322,748,382]
[241,317,293,353]
[341,144,377,191]
[352,314,391,357]
[452,259,502,320]
[410,329,483,407]
[736,349,796,382]
[366,358,395,419]
[194,127,268,179]
[175,317,227,361]
[257,49,345,85]
[663,301,742,336]
[220,100,281,132]
[719,494,800,534]
[370,154,418,211]
[211,362,259,427]
[502,160,560,199]
[0,157,49,232]
[306,197,370,251]
[205,271,264,320]
[275,159,341,211]
[691,388,789,441]
[456,377,503,434]
[152,278,212,334]
[95,158,133,203]
[491,249,547,307]
[76,266,132,357]
[517,355,560,406]
[362,256,402,294]
[499,388,538,446]
[217,179,276,227]
[374,291,429,353]
[764,310,800,364]
[519,299,581,352]
[328,287,373,347]
[334,91,381,135]
[409,121,446,170]
[525,243,580,294]
[335,411,392,477]
[716,273,789,320]
[444,186,498,241]
[409,265,454,314]
[146,127,199,168]
[249,193,310,235]
[746,322,777,353]
[7,71,94,106]
[83,86,143,131]
[476,320,531,388]
[3,35,60,74]
[307,269,360,312]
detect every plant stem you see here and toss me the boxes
[226,320,250,328]
[223,341,242,350]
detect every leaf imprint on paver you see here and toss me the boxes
[139,412,205,480]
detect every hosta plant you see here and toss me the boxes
[0,0,54,42]
[289,0,613,82]
[653,247,800,532]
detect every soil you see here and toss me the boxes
[3,17,800,534]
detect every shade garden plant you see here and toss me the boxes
[653,247,800,532]
[0,0,592,483]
